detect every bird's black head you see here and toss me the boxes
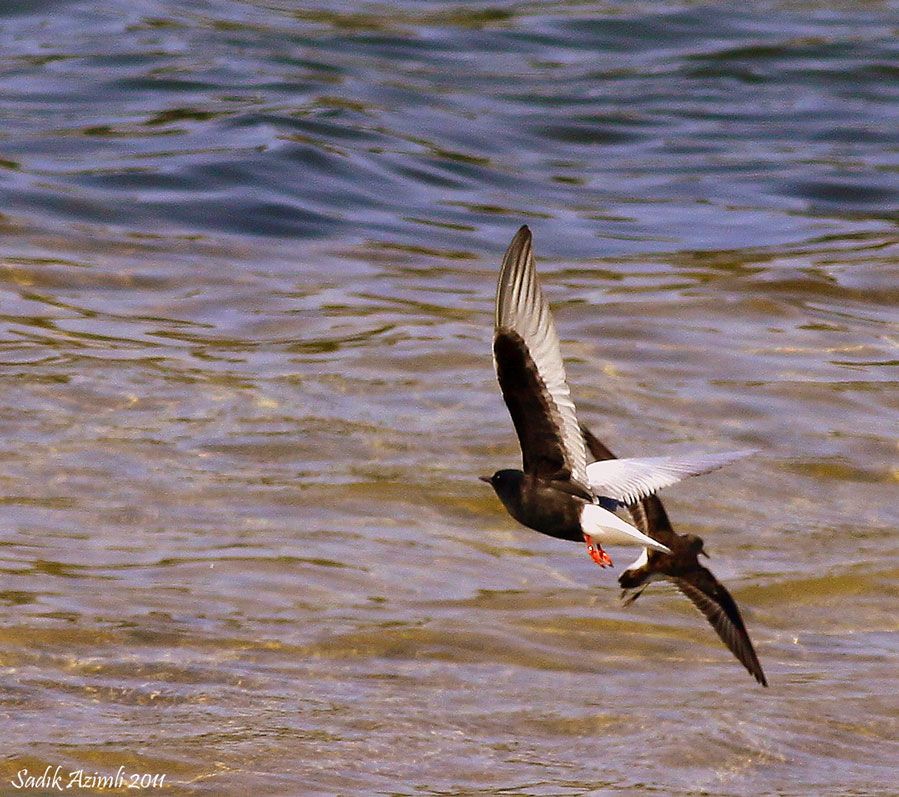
[479,469,524,503]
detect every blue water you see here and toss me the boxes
[1,2,897,795]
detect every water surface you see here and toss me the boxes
[1,1,897,794]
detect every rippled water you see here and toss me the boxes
[1,1,897,794]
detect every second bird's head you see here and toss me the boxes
[479,469,524,503]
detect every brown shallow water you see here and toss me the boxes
[1,1,898,795]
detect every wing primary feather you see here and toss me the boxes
[674,575,768,687]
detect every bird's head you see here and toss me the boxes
[479,469,524,503]
[684,533,710,558]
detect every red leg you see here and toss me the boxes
[583,533,613,568]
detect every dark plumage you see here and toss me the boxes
[493,331,585,489]
[480,469,583,542]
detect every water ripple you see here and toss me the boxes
[1,1,896,794]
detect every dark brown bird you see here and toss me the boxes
[581,425,768,687]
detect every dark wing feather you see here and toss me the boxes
[674,572,768,687]
[494,226,589,488]
[494,330,573,483]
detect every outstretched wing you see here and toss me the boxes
[674,571,768,687]
[494,226,589,490]
[586,450,756,506]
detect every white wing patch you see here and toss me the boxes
[495,227,589,487]
[586,450,756,505]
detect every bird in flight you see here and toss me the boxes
[581,425,767,686]
[482,225,766,685]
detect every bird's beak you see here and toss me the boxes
[478,475,491,484]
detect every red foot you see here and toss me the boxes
[583,533,613,568]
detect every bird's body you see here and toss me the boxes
[484,469,667,548]
[485,470,582,541]
[481,224,767,686]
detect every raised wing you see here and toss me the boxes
[674,572,768,687]
[585,450,756,505]
[494,226,589,489]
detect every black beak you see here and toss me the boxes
[478,475,492,484]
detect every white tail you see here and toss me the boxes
[580,503,670,553]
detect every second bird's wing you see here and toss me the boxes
[673,570,768,687]
[581,425,768,687]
